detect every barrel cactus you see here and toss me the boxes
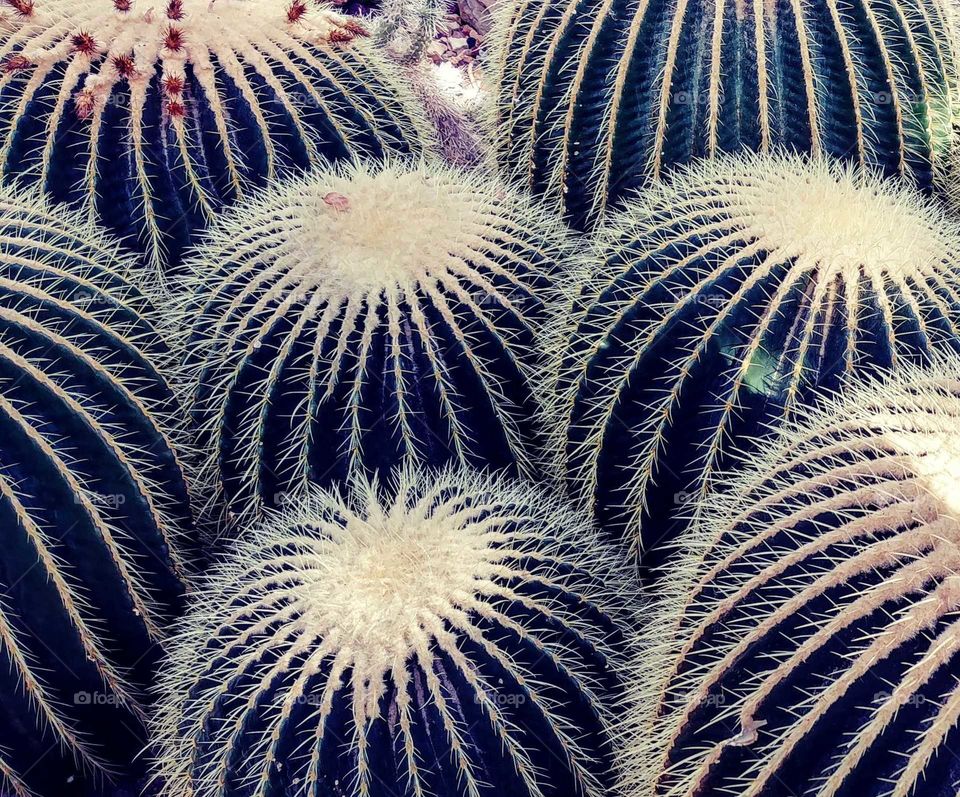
[181,158,571,531]
[152,465,631,797]
[553,154,960,563]
[621,358,960,797]
[0,185,194,796]
[488,0,959,228]
[0,0,431,273]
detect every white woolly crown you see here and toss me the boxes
[0,0,367,111]
[717,157,952,277]
[593,154,959,301]
[189,158,567,296]
[620,356,960,797]
[152,465,635,797]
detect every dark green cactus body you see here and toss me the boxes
[490,0,958,229]
[180,161,570,534]
[621,361,960,797]
[0,187,194,796]
[553,156,960,566]
[154,468,631,797]
[0,0,430,273]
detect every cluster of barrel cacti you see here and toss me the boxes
[0,0,959,795]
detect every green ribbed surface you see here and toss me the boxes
[0,186,193,797]
[490,0,958,228]
[621,361,960,797]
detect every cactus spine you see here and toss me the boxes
[153,466,632,797]
[180,158,572,532]
[488,0,959,228]
[552,154,960,562]
[0,184,194,796]
[620,358,960,797]
[0,0,431,272]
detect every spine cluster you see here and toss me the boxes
[179,159,571,533]
[1,0,954,792]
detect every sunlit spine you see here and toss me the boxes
[550,155,960,562]
[179,158,572,534]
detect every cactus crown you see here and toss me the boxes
[0,0,430,270]
[620,358,960,797]
[153,466,632,797]
[181,158,571,531]
[254,161,513,291]
[719,158,951,277]
[0,183,193,796]
[551,154,960,558]
[488,0,959,228]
